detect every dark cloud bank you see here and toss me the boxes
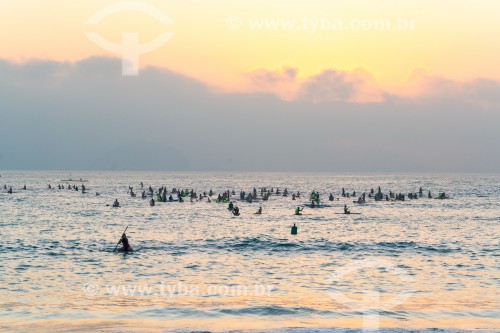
[0,57,499,172]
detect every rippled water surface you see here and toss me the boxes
[1,171,499,332]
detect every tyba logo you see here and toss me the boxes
[85,1,174,76]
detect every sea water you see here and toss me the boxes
[0,171,498,332]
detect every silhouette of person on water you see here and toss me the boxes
[118,233,133,252]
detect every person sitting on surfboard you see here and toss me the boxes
[256,206,262,214]
[118,233,133,252]
[344,205,350,214]
[295,207,303,215]
[232,206,240,216]
[113,199,120,207]
[228,201,234,211]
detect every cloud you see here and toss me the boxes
[0,57,499,172]
[244,66,299,100]
[400,69,500,108]
[297,68,384,103]
[244,67,384,103]
[246,66,298,86]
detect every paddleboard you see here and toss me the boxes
[335,212,362,215]
[61,179,89,182]
[303,204,331,208]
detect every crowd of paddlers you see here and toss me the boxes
[3,178,450,217]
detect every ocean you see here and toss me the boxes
[0,171,498,332]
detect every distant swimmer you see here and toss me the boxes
[228,201,234,211]
[96,192,100,196]
[295,207,303,215]
[344,205,350,214]
[255,206,262,215]
[8,187,13,194]
[113,199,120,207]
[329,193,334,201]
[23,185,26,190]
[150,198,155,206]
[428,191,432,199]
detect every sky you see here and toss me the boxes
[0,1,499,172]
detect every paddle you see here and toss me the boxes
[113,226,128,252]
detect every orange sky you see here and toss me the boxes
[1,0,499,94]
